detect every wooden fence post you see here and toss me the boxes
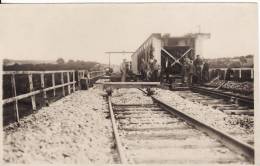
[67,72,71,94]
[40,73,48,106]
[52,73,56,96]
[78,71,81,90]
[11,74,19,122]
[61,72,65,96]
[72,71,76,92]
[224,69,227,81]
[28,74,36,111]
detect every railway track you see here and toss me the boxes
[191,86,254,109]
[174,87,254,116]
[107,88,254,164]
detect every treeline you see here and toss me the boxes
[207,55,254,68]
[3,58,105,71]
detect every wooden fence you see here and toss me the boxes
[3,70,106,123]
[209,68,254,81]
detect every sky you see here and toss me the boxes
[0,3,258,65]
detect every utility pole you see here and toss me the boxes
[105,51,135,68]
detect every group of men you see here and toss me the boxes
[183,54,209,85]
[120,54,209,84]
[120,56,160,82]
[140,55,160,82]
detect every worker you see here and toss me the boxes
[194,54,203,84]
[120,59,127,82]
[165,59,171,83]
[183,57,190,85]
[188,59,194,85]
[151,59,159,81]
[202,60,210,83]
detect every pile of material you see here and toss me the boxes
[221,81,253,95]
[206,79,226,87]
[4,88,115,164]
[225,115,254,130]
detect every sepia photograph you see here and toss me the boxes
[0,1,258,165]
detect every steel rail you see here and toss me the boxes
[190,86,254,107]
[151,96,254,163]
[107,96,128,164]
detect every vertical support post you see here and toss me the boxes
[224,69,227,81]
[11,74,19,122]
[87,72,91,87]
[239,69,242,79]
[78,71,81,90]
[40,73,48,105]
[251,69,254,79]
[52,73,56,96]
[72,71,76,92]
[67,72,71,94]
[61,72,65,96]
[28,74,36,111]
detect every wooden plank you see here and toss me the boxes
[28,74,36,111]
[3,81,76,105]
[103,82,160,89]
[3,70,75,75]
[52,73,56,96]
[11,74,19,122]
[89,74,106,80]
[223,110,254,115]
[67,72,71,94]
[61,72,65,96]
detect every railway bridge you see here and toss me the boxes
[3,70,254,164]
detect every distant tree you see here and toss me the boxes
[3,59,11,66]
[56,58,65,64]
[245,54,253,58]
[67,59,74,64]
[239,56,247,67]
[229,61,241,68]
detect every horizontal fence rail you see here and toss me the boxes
[3,69,106,123]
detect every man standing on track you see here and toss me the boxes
[202,60,210,83]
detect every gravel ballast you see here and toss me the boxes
[3,87,115,164]
[153,88,254,145]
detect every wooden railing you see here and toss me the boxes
[78,70,106,80]
[209,68,254,80]
[3,70,106,123]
